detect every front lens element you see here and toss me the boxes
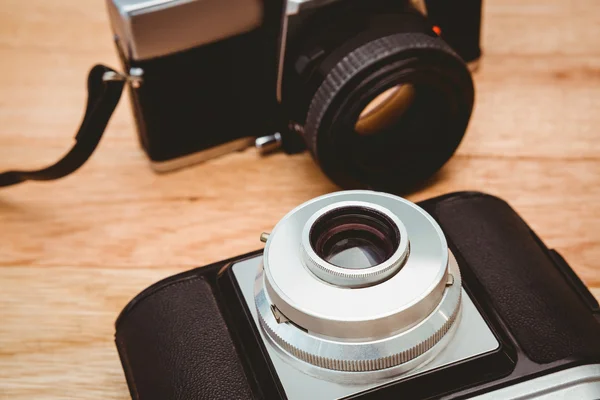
[355,84,416,136]
[310,206,399,269]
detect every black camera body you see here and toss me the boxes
[115,191,600,399]
[107,0,481,191]
[107,0,284,171]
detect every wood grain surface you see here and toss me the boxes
[1,0,599,398]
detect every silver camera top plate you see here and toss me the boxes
[108,0,264,60]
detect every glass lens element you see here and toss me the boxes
[325,237,389,269]
[310,206,400,270]
[355,84,416,136]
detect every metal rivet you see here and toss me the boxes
[260,232,270,243]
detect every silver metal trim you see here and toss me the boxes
[108,0,264,61]
[256,190,463,373]
[260,233,271,243]
[127,67,144,88]
[255,132,283,155]
[261,191,451,340]
[286,0,343,15]
[149,137,254,173]
[102,68,144,88]
[472,364,600,400]
[256,252,462,372]
[276,14,289,103]
[102,71,126,82]
[299,201,410,288]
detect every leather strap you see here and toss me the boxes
[0,64,125,187]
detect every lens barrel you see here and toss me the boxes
[255,191,462,378]
[284,5,474,193]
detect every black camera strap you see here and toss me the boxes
[0,65,126,188]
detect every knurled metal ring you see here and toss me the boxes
[255,251,462,372]
[300,201,410,288]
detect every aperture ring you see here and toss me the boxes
[304,32,462,157]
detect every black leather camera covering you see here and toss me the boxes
[420,193,600,364]
[114,192,600,399]
[115,276,253,399]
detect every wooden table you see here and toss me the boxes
[1,0,599,398]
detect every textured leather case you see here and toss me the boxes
[114,192,600,399]
[419,192,600,364]
[115,275,253,399]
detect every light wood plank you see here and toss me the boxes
[1,0,599,398]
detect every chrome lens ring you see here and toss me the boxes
[256,190,462,374]
[255,252,462,374]
[261,191,449,339]
[300,201,410,288]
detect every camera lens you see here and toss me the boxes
[284,7,474,193]
[256,191,462,377]
[309,206,399,269]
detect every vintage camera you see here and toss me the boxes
[115,191,600,399]
[106,0,480,192]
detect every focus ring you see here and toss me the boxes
[260,292,460,371]
[256,254,462,372]
[299,201,411,288]
[304,32,462,158]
